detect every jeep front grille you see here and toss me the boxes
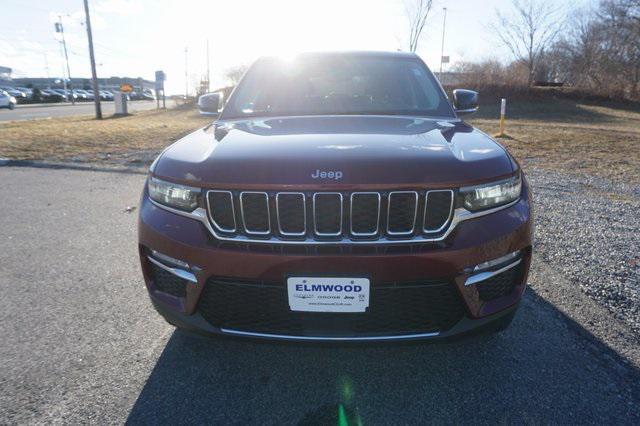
[206,189,454,244]
[197,276,466,336]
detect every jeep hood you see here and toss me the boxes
[153,115,515,187]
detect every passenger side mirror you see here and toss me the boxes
[452,89,479,116]
[198,92,221,116]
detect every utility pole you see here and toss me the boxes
[206,38,210,93]
[439,7,448,75]
[44,52,50,79]
[83,0,102,119]
[57,41,68,95]
[56,17,75,104]
[184,46,189,99]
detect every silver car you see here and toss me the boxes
[0,90,17,110]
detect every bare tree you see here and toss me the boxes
[491,0,563,85]
[225,64,249,85]
[405,0,435,53]
[548,0,640,98]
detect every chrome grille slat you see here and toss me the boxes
[206,190,236,233]
[386,191,418,236]
[205,189,455,243]
[239,192,271,235]
[350,192,381,237]
[313,193,343,236]
[424,190,454,233]
[276,192,306,236]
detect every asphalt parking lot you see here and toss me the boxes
[0,166,639,424]
[0,100,171,122]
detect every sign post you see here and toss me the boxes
[499,98,507,137]
[115,83,133,116]
[155,70,166,109]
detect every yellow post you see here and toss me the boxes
[498,98,506,136]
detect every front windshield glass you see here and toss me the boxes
[222,54,454,119]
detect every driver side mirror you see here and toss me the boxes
[198,92,221,116]
[452,89,479,116]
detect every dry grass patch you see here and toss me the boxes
[1,99,638,185]
[470,100,640,185]
[0,107,211,163]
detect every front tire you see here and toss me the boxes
[8,103,15,110]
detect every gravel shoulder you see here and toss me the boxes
[527,168,640,338]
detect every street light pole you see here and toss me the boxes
[184,46,189,99]
[439,7,448,75]
[57,40,68,96]
[57,16,75,104]
[83,0,102,119]
[206,38,210,93]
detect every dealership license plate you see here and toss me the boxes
[287,277,370,313]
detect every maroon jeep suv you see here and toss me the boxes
[138,51,533,342]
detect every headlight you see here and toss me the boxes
[148,177,200,211]
[461,174,521,211]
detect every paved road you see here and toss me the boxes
[0,100,171,122]
[0,166,638,424]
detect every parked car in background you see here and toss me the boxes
[73,89,93,101]
[0,86,28,103]
[52,89,77,102]
[39,89,66,103]
[141,89,156,100]
[99,90,114,101]
[87,89,109,100]
[0,90,17,110]
[15,87,34,98]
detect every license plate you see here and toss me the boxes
[287,277,370,313]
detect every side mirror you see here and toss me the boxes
[198,92,221,116]
[452,89,478,116]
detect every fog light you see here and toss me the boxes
[148,249,198,284]
[473,250,521,272]
[465,250,522,287]
[150,249,190,269]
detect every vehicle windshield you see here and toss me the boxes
[222,54,454,119]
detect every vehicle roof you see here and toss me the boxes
[259,50,420,61]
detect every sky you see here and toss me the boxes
[1,0,594,95]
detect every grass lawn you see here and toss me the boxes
[0,106,211,164]
[1,100,639,184]
[470,100,640,185]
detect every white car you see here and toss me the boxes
[0,90,17,110]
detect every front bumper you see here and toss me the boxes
[138,182,533,342]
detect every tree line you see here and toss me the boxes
[454,0,640,101]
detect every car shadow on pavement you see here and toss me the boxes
[126,290,640,425]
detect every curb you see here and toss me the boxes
[15,100,157,109]
[0,158,148,175]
